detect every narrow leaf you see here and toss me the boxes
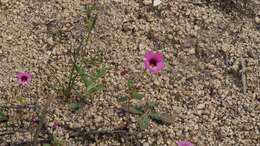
[86,84,103,95]
[0,111,8,123]
[149,112,160,121]
[131,91,143,100]
[92,67,105,81]
[71,102,80,112]
[149,112,174,125]
[0,111,4,118]
[127,79,133,87]
[51,137,64,146]
[131,105,144,114]
[137,114,149,130]
[75,64,92,87]
[146,101,157,109]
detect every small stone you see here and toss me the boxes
[187,48,195,55]
[167,34,173,40]
[205,63,215,70]
[94,116,103,123]
[255,17,260,24]
[153,0,161,6]
[197,103,205,109]
[256,104,260,111]
[143,142,150,146]
[47,37,54,45]
[143,0,152,5]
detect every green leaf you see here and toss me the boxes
[42,144,50,146]
[0,111,4,118]
[89,14,97,31]
[0,111,8,122]
[68,70,78,87]
[92,67,106,81]
[17,97,28,104]
[51,137,64,146]
[75,64,92,88]
[86,84,103,95]
[131,105,144,115]
[70,102,80,112]
[131,91,143,100]
[116,96,128,102]
[137,114,149,130]
[127,79,133,87]
[146,101,157,109]
[149,112,174,125]
[149,112,160,121]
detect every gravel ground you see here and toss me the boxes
[0,0,260,145]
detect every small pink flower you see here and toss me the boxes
[177,140,193,146]
[16,71,32,87]
[32,117,39,124]
[144,50,165,74]
[52,122,60,130]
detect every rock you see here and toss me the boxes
[197,103,205,109]
[255,17,260,24]
[187,48,196,55]
[153,0,161,6]
[143,0,152,5]
[47,37,54,45]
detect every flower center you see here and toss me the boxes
[21,76,28,82]
[149,59,157,67]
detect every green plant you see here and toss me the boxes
[42,137,65,146]
[117,79,148,129]
[51,137,64,146]
[117,80,173,130]
[49,3,105,110]
[0,111,5,121]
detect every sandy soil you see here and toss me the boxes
[0,0,259,145]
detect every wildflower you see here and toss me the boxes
[144,50,165,74]
[32,117,39,124]
[177,140,193,146]
[16,71,32,87]
[52,122,60,130]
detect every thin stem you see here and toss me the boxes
[32,95,53,146]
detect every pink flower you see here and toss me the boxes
[144,50,165,74]
[52,122,60,130]
[177,140,193,146]
[16,71,32,87]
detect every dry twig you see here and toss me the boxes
[240,56,247,94]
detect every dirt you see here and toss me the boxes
[0,0,259,145]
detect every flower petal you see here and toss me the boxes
[144,50,155,61]
[177,140,193,146]
[16,71,32,87]
[143,50,166,74]
[154,51,164,62]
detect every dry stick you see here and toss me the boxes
[121,104,174,125]
[127,95,131,129]
[0,104,35,109]
[30,67,57,145]
[70,129,129,138]
[240,57,247,94]
[0,130,28,136]
[32,96,53,146]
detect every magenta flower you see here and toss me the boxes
[144,50,165,74]
[177,140,193,146]
[16,71,32,87]
[52,122,60,130]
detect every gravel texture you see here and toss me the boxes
[0,0,259,145]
